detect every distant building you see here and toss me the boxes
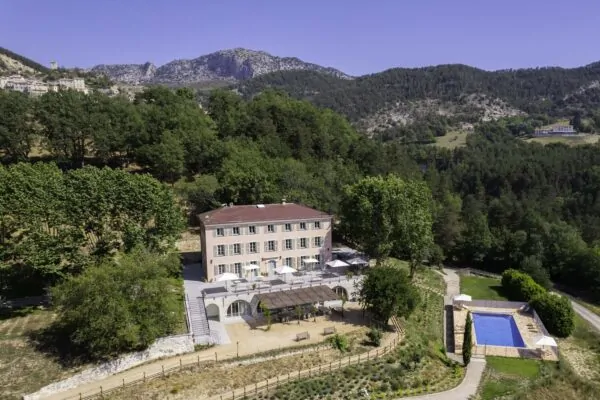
[50,61,58,70]
[0,74,88,95]
[533,124,576,136]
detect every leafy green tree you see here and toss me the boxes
[0,90,34,161]
[463,312,472,365]
[340,175,434,274]
[357,263,419,327]
[48,249,182,359]
[137,131,185,183]
[36,90,105,167]
[0,163,183,296]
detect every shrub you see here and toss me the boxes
[501,269,545,302]
[367,327,383,347]
[530,293,575,337]
[327,333,350,352]
[462,311,472,365]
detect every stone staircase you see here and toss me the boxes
[188,295,211,344]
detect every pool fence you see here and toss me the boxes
[455,299,559,361]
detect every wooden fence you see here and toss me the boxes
[57,333,400,400]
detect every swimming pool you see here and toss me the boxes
[472,312,525,347]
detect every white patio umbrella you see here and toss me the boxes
[453,294,473,302]
[325,259,349,268]
[243,264,259,271]
[213,272,239,289]
[275,265,297,274]
[346,257,367,266]
[275,265,297,282]
[243,263,260,280]
[214,272,239,282]
[534,335,557,347]
[302,258,320,273]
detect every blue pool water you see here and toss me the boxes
[472,312,525,347]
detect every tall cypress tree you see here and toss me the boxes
[463,311,473,365]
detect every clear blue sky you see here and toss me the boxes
[2,0,599,76]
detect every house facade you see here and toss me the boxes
[199,202,333,282]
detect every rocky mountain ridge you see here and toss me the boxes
[90,48,351,85]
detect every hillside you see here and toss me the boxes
[236,63,600,134]
[0,47,49,75]
[90,48,351,85]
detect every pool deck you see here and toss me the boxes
[454,306,558,361]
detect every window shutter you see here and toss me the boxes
[240,243,244,255]
[212,229,216,237]
[246,243,250,253]
[228,245,233,256]
[256,241,260,253]
[214,265,218,276]
[264,241,268,252]
[322,236,325,247]
[213,245,217,256]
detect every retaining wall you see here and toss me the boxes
[23,334,194,400]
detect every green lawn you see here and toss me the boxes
[486,356,540,378]
[460,276,508,300]
[479,357,543,400]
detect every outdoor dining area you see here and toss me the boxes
[253,285,341,323]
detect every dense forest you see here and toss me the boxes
[2,86,600,303]
[236,64,600,123]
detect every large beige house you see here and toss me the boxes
[199,202,333,282]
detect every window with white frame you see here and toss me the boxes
[299,222,307,230]
[216,228,224,237]
[234,263,242,276]
[285,239,293,250]
[267,240,276,251]
[217,245,225,256]
[267,224,275,233]
[218,264,226,274]
[300,238,307,248]
[233,243,241,255]
[313,237,322,247]
[248,225,256,234]
[284,223,292,232]
[314,254,321,264]
[249,242,257,253]
[232,227,240,235]
[284,257,293,267]
[314,221,321,229]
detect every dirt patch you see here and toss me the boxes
[559,340,600,381]
[106,332,374,400]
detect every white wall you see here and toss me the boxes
[24,334,194,400]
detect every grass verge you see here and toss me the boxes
[460,275,508,301]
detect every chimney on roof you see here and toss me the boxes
[282,198,287,205]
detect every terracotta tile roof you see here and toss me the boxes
[198,203,330,226]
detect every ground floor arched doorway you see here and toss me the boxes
[227,300,251,317]
[205,303,220,321]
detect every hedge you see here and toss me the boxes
[502,269,575,337]
[530,293,575,337]
[501,269,546,302]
